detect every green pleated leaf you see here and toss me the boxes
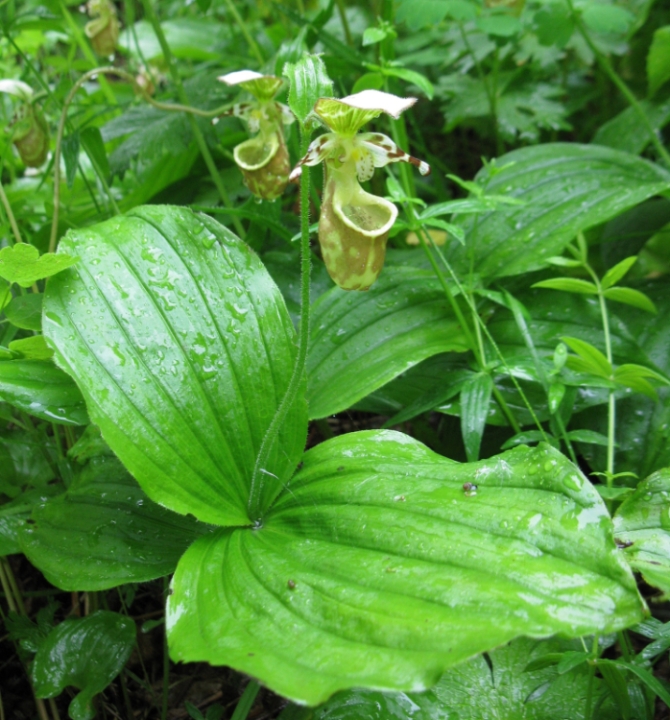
[167,431,644,705]
[307,267,468,419]
[18,457,213,590]
[0,360,88,425]
[32,610,135,720]
[283,53,333,128]
[614,468,670,597]
[43,205,307,526]
[447,144,670,280]
[460,372,493,462]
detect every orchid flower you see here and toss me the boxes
[290,90,430,291]
[217,71,294,201]
[0,80,49,168]
[85,0,120,57]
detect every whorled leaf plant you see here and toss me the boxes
[40,203,646,705]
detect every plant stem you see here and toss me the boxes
[49,67,121,252]
[335,0,353,46]
[567,0,670,167]
[141,0,246,238]
[0,179,23,245]
[222,0,265,66]
[161,577,169,720]
[248,132,312,520]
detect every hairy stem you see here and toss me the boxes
[248,133,312,520]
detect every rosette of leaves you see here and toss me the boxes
[85,0,120,57]
[218,70,294,201]
[41,204,646,705]
[290,90,430,291]
[0,80,49,168]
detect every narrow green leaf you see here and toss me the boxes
[532,278,598,295]
[4,293,43,330]
[460,372,493,462]
[614,467,670,597]
[545,256,583,268]
[556,651,589,674]
[283,54,333,128]
[351,72,384,93]
[43,206,307,526]
[32,611,135,720]
[561,336,612,378]
[601,256,638,290]
[62,132,80,189]
[501,430,557,449]
[167,433,644,705]
[446,144,670,280]
[0,360,88,425]
[603,286,657,314]
[307,267,468,419]
[0,244,77,288]
[597,662,633,719]
[381,67,434,99]
[80,126,111,180]
[565,429,610,447]
[613,661,670,708]
[19,457,213,590]
[648,25,670,97]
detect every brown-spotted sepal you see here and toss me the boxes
[10,104,50,168]
[1,80,49,168]
[85,0,120,56]
[218,70,293,201]
[319,160,397,291]
[290,90,430,291]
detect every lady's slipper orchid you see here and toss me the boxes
[290,90,430,291]
[85,0,120,57]
[0,80,49,168]
[218,70,294,201]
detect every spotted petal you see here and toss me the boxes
[356,133,431,177]
[289,133,338,182]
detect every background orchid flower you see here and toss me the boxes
[0,80,49,168]
[218,70,294,201]
[85,0,121,57]
[290,90,430,291]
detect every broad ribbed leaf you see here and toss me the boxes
[432,636,620,719]
[448,144,670,280]
[0,360,88,425]
[0,486,63,556]
[614,468,670,597]
[18,457,213,590]
[43,205,307,526]
[32,611,135,720]
[307,267,467,419]
[167,431,644,705]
